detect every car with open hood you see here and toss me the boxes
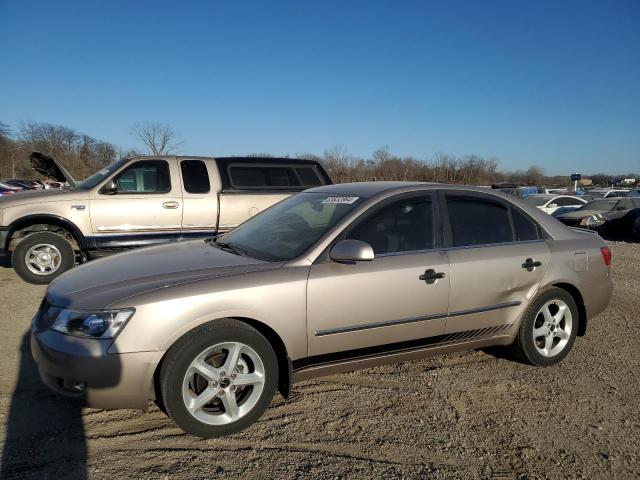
[31,182,613,438]
[554,197,640,237]
[0,152,330,284]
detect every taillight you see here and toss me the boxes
[600,246,612,267]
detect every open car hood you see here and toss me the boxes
[30,152,76,186]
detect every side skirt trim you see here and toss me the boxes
[295,323,513,371]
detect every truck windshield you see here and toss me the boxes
[218,192,363,261]
[75,159,128,190]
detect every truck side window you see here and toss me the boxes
[181,160,210,194]
[114,160,171,194]
[229,165,302,189]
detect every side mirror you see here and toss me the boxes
[548,203,558,209]
[329,239,375,263]
[100,179,118,195]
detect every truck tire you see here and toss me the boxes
[12,232,75,284]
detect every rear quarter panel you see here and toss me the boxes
[542,230,613,322]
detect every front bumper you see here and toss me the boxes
[31,328,163,410]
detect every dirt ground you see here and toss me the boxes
[0,242,638,479]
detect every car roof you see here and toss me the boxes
[304,181,525,198]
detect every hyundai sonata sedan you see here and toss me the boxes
[31,182,613,437]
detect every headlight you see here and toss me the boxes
[51,308,134,338]
[579,214,605,228]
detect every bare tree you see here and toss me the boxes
[131,122,182,156]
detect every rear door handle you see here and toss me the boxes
[163,201,179,209]
[419,268,446,284]
[522,258,542,271]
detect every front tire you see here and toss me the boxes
[511,288,579,366]
[159,319,279,438]
[12,232,75,284]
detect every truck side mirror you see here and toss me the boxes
[100,180,118,195]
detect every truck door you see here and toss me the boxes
[178,159,219,239]
[89,159,183,248]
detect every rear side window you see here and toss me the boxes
[228,164,324,189]
[446,195,512,247]
[348,196,434,254]
[512,208,540,241]
[180,160,210,193]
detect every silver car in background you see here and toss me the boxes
[31,182,613,437]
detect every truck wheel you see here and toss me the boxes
[12,232,75,284]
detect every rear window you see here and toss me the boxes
[446,195,513,247]
[228,164,324,190]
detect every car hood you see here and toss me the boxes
[30,151,76,186]
[47,240,282,309]
[0,187,88,207]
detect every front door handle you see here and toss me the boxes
[163,201,179,209]
[522,258,542,271]
[419,268,446,284]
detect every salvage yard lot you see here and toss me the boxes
[1,243,639,479]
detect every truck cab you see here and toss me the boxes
[0,153,331,284]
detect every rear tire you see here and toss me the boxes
[159,319,278,438]
[511,288,579,366]
[12,232,75,284]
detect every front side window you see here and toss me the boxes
[181,160,210,194]
[219,193,363,261]
[348,196,434,255]
[112,160,171,194]
[446,195,512,247]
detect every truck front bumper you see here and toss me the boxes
[0,227,9,255]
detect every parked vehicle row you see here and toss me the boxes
[30,182,613,437]
[554,197,640,239]
[0,152,331,284]
[0,181,23,197]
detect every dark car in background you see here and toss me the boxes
[555,197,640,239]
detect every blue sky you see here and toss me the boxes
[1,0,638,175]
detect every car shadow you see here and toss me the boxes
[1,332,87,479]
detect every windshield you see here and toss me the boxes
[219,192,364,261]
[524,196,551,206]
[75,159,128,190]
[579,200,616,212]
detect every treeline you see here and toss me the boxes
[0,121,123,180]
[0,121,633,187]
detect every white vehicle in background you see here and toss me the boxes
[595,189,629,199]
[543,188,569,195]
[523,194,587,215]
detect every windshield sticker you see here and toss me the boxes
[321,196,360,204]
[97,169,109,175]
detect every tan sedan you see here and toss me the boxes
[31,182,613,437]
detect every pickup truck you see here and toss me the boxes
[0,152,331,284]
